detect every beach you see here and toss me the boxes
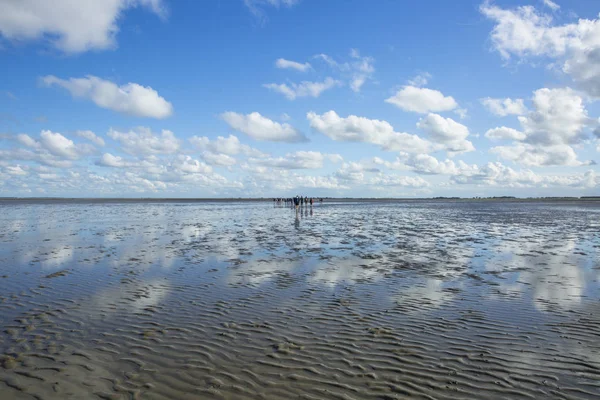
[0,199,599,399]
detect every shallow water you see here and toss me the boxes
[0,200,599,399]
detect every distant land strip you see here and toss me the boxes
[0,196,599,204]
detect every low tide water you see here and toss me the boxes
[0,200,599,399]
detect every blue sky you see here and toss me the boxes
[1,0,599,197]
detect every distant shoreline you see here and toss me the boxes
[0,197,599,204]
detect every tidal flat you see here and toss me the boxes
[0,200,599,399]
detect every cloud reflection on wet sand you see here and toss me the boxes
[0,200,599,399]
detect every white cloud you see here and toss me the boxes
[385,86,458,114]
[201,152,237,167]
[348,49,375,92]
[398,153,480,176]
[307,110,432,154]
[334,161,380,182]
[4,131,93,169]
[481,3,600,97]
[263,77,340,100]
[244,0,300,22]
[491,143,591,167]
[171,155,212,174]
[314,50,375,92]
[97,153,133,168]
[369,175,429,188]
[485,126,527,141]
[189,134,264,157]
[248,151,342,170]
[17,133,40,148]
[485,87,594,167]
[5,165,28,176]
[407,72,432,87]
[275,58,311,72]
[221,111,307,142]
[107,127,180,155]
[452,162,597,189]
[518,87,589,145]
[416,113,475,155]
[481,97,528,116]
[76,130,105,146]
[0,0,166,53]
[543,0,560,11]
[42,75,173,119]
[39,130,81,159]
[454,108,468,120]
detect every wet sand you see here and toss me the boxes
[0,200,599,399]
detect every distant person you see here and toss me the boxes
[300,196,304,207]
[294,195,299,211]
[309,197,313,206]
[320,198,323,203]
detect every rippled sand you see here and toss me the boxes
[0,200,599,399]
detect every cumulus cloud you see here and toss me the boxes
[5,165,28,176]
[486,87,594,166]
[485,126,526,141]
[76,130,105,146]
[275,58,311,72]
[263,77,340,100]
[491,143,590,167]
[397,153,480,176]
[369,174,429,188]
[221,111,307,142]
[39,130,81,159]
[452,162,597,189]
[107,127,180,155]
[97,153,134,168]
[481,97,528,116]
[518,88,590,145]
[201,152,237,167]
[248,151,342,170]
[2,131,94,170]
[42,75,173,119]
[416,113,475,155]
[307,110,432,154]
[334,161,381,182]
[385,86,458,114]
[0,0,166,53]
[189,134,264,157]
[481,2,600,97]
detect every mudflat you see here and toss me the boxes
[0,200,599,399]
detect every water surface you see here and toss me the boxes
[0,200,599,399]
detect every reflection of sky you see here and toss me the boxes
[480,234,595,312]
[309,258,381,287]
[0,200,598,318]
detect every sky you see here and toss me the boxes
[1,0,600,198]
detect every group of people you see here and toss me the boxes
[273,196,323,210]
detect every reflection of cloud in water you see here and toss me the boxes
[181,224,212,242]
[486,236,588,312]
[41,246,74,269]
[87,279,170,315]
[226,259,302,286]
[18,245,74,270]
[309,258,381,287]
[392,279,454,311]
